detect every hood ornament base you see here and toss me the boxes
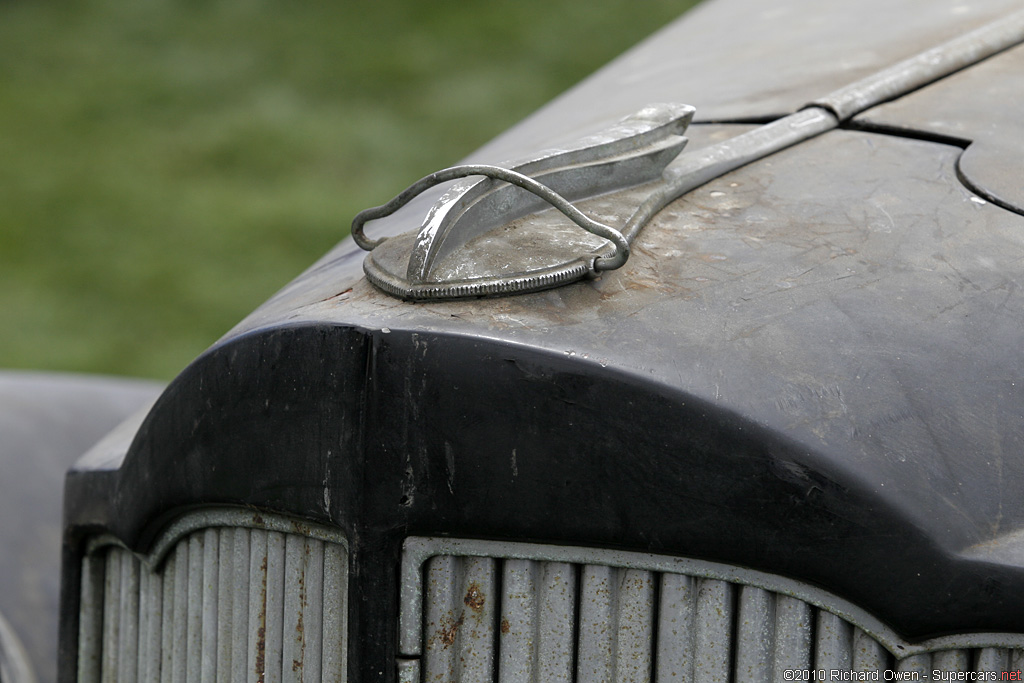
[352,103,694,301]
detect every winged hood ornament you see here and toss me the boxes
[352,103,694,300]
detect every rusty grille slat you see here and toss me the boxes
[406,543,1024,683]
[77,518,347,683]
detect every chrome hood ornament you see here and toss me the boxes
[352,103,694,300]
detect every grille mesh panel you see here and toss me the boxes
[78,523,347,683]
[416,554,1024,683]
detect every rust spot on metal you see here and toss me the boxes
[255,555,268,679]
[698,252,728,262]
[298,550,307,666]
[500,618,510,634]
[252,512,264,525]
[463,582,485,612]
[256,624,266,679]
[293,659,302,672]
[438,612,465,648]
[319,287,354,303]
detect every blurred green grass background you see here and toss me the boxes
[1,0,697,380]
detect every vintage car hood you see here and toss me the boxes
[856,41,1024,214]
[462,0,1024,163]
[65,0,1024,644]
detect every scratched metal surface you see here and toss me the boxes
[854,42,1024,215]
[457,0,1022,167]
[227,126,1024,553]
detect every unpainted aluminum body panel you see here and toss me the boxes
[347,0,1024,263]
[0,372,161,683]
[855,42,1024,214]
[463,0,1023,166]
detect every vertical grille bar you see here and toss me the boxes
[230,528,251,683]
[77,553,105,683]
[932,649,968,672]
[201,528,220,683]
[976,647,1010,673]
[215,527,236,683]
[615,569,654,683]
[186,533,203,683]
[424,555,459,681]
[734,586,773,683]
[851,627,889,673]
[101,549,121,680]
[897,653,931,676]
[693,579,733,683]
[322,541,348,683]
[139,564,164,681]
[247,528,269,682]
[265,531,287,683]
[536,562,575,683]
[814,610,853,671]
[77,517,347,683]
[578,564,616,683]
[772,595,811,678]
[283,533,307,683]
[498,559,538,683]
[656,573,696,682]
[459,556,497,682]
[302,538,326,683]
[171,540,189,683]
[1011,649,1024,673]
[159,550,176,683]
[116,551,141,681]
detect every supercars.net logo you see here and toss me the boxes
[783,670,1023,681]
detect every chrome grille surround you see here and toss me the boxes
[76,509,348,683]
[398,537,1024,682]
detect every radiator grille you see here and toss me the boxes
[77,513,347,683]
[398,539,1024,683]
